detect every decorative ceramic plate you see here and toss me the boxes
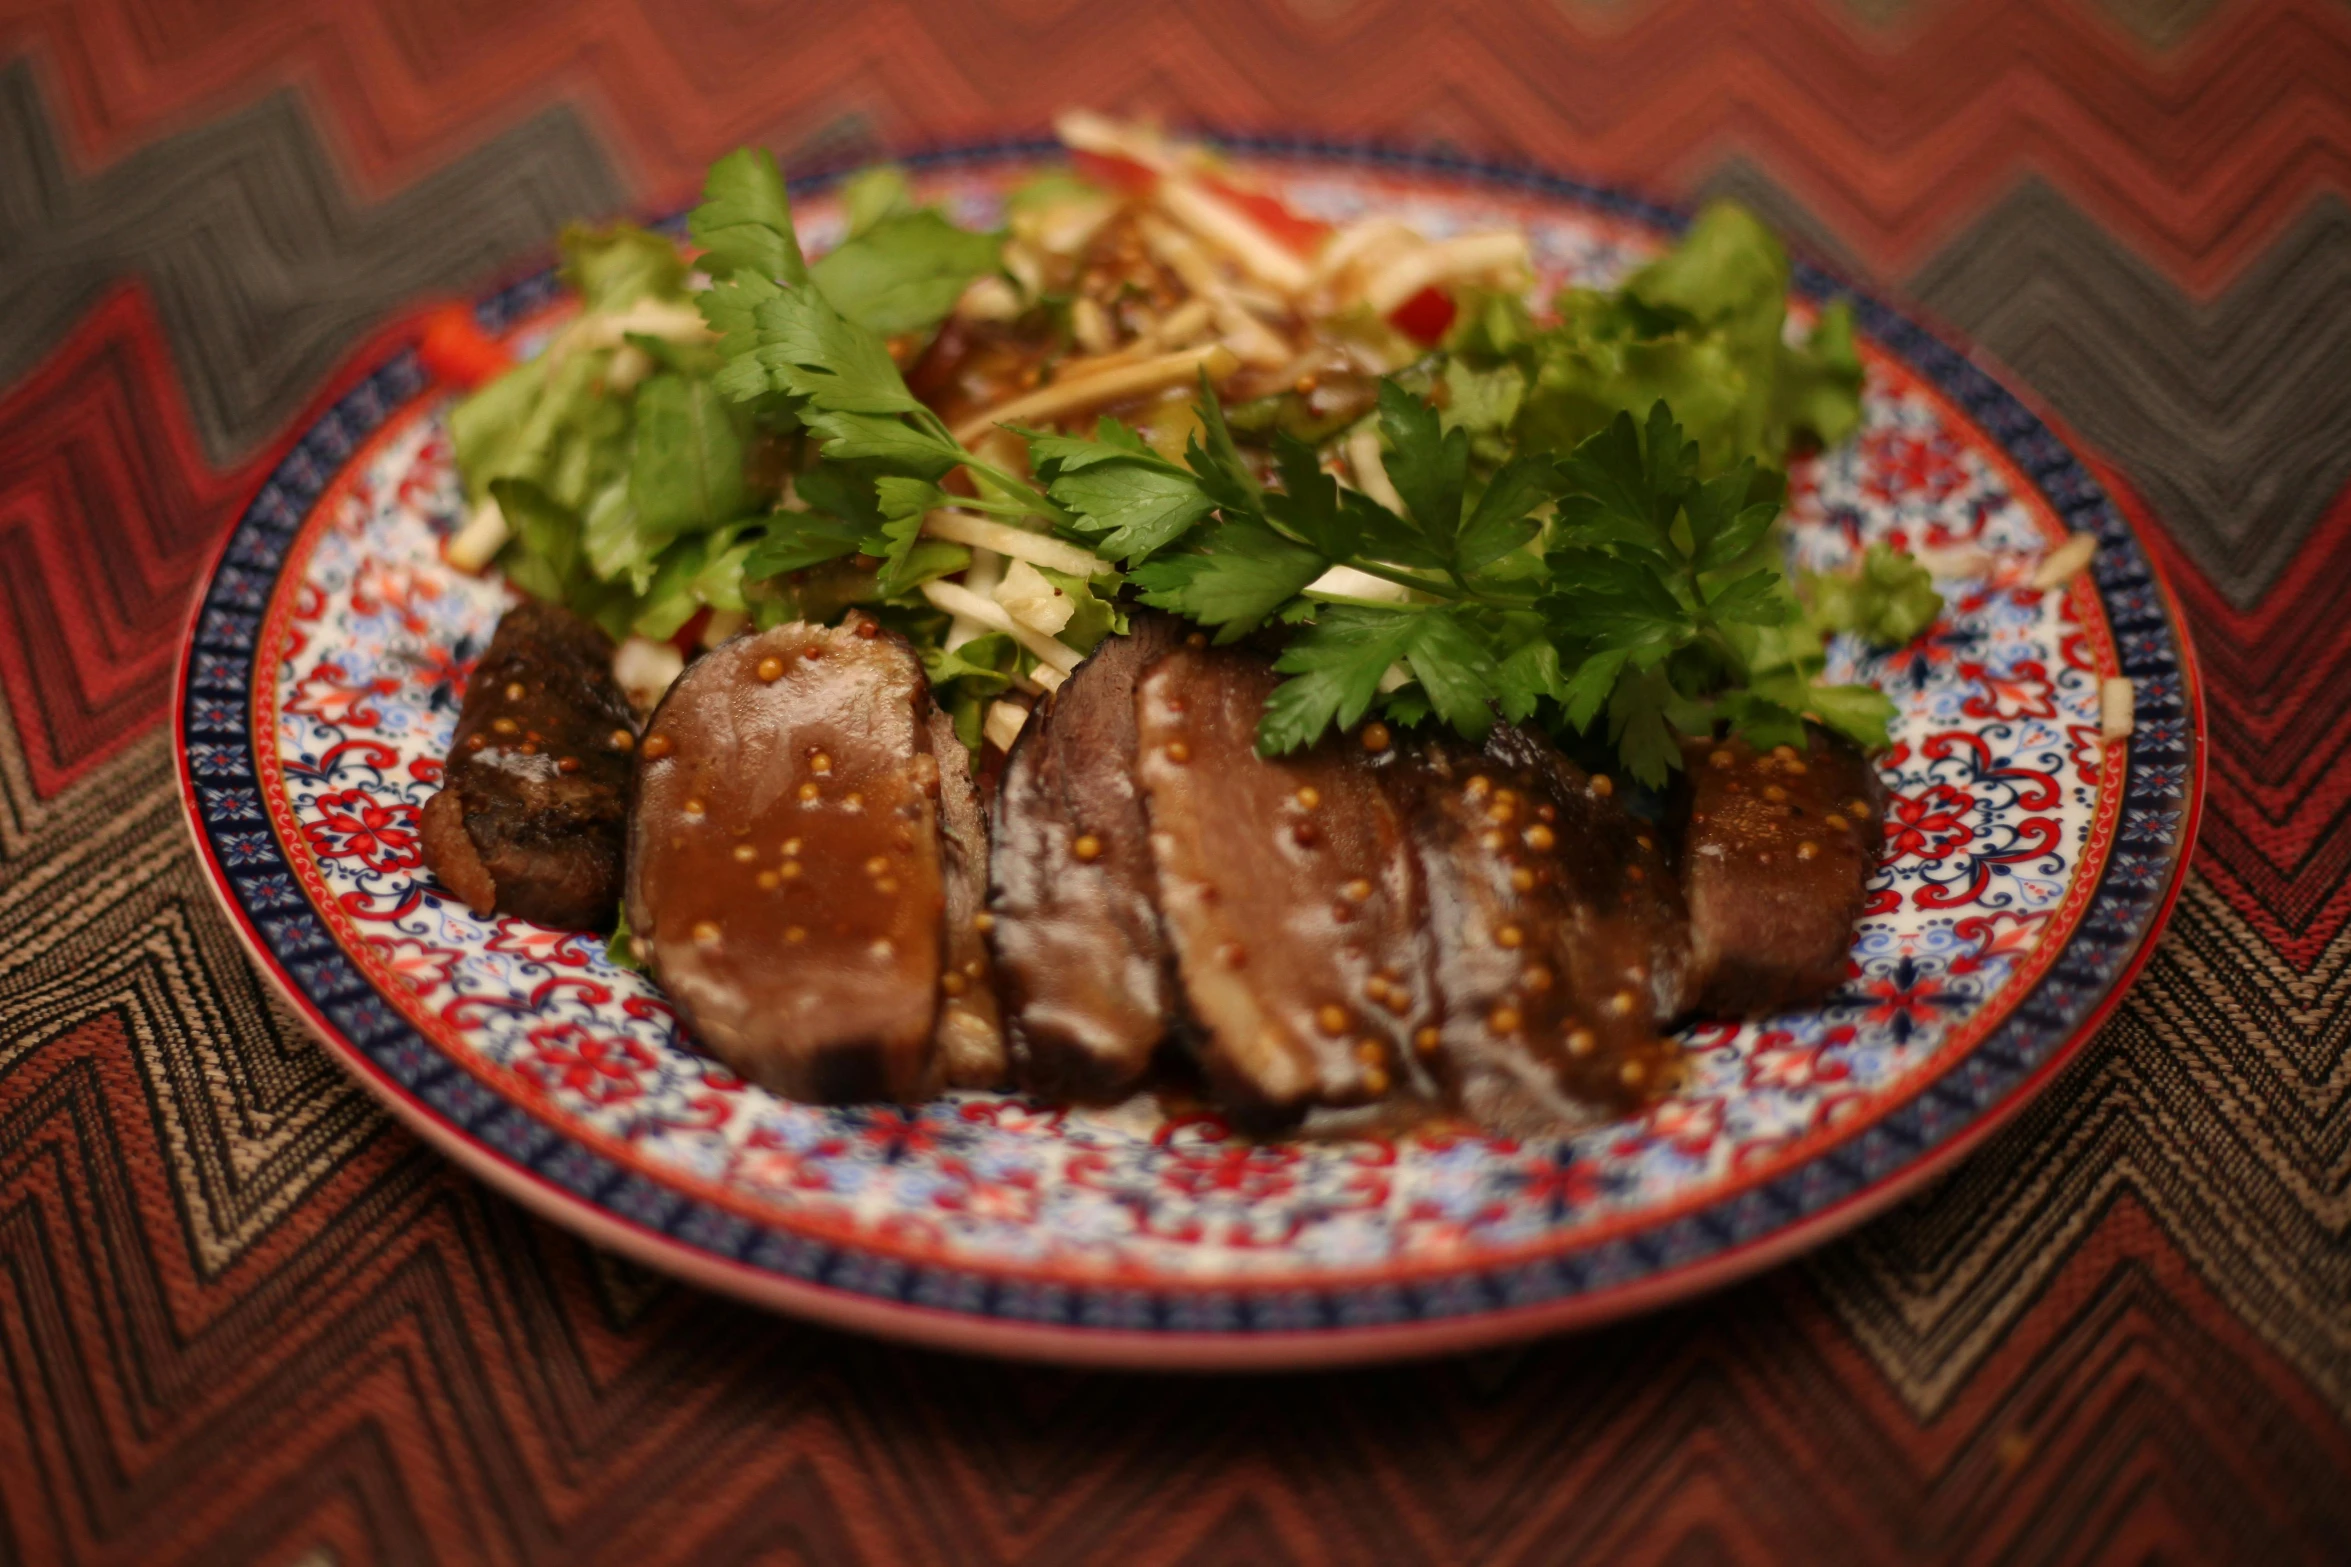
[174,143,2203,1368]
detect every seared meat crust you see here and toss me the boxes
[986,613,1187,1101]
[1676,728,1887,1016]
[1405,728,1690,1133]
[420,600,636,930]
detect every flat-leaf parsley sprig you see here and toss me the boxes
[1030,380,1899,785]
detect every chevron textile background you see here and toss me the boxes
[0,1,2345,1562]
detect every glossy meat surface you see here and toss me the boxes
[930,707,1006,1088]
[1677,729,1887,1015]
[626,620,947,1103]
[419,600,636,930]
[986,614,1186,1101]
[1133,647,1435,1124]
[1407,728,1690,1133]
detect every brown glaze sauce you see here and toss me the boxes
[1133,646,1439,1127]
[626,620,948,1103]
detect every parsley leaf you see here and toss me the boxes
[689,147,808,286]
[560,223,689,312]
[810,209,1002,337]
[1260,606,1426,753]
[1263,433,1360,560]
[1131,515,1326,640]
[740,511,865,578]
[1377,380,1469,561]
[1054,461,1219,561]
[628,372,751,535]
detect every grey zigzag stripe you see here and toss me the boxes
[1812,875,2351,1418]
[4,55,2343,601]
[1700,164,2351,608]
[1907,181,2351,609]
[0,58,628,465]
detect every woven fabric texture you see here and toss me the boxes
[0,2,2345,1562]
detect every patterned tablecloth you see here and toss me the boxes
[1,3,2344,1562]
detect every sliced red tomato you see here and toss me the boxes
[416,304,513,389]
[1199,175,1331,256]
[1389,286,1458,345]
[1071,149,1159,198]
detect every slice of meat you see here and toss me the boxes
[1132,646,1436,1125]
[1676,728,1886,1015]
[626,619,947,1103]
[1405,728,1691,1133]
[986,612,1186,1101]
[420,599,637,930]
[929,708,1006,1088]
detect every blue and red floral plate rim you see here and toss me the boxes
[172,138,2205,1368]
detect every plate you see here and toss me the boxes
[174,144,2204,1368]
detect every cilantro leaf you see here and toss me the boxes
[689,147,808,285]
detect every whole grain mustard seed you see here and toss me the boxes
[1316,1004,1349,1036]
[1414,1026,1442,1055]
[1072,834,1103,863]
[504,681,526,701]
[1360,721,1391,753]
[611,729,635,751]
[640,734,672,760]
[692,920,721,945]
[756,656,785,683]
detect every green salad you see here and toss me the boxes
[440,116,1936,787]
